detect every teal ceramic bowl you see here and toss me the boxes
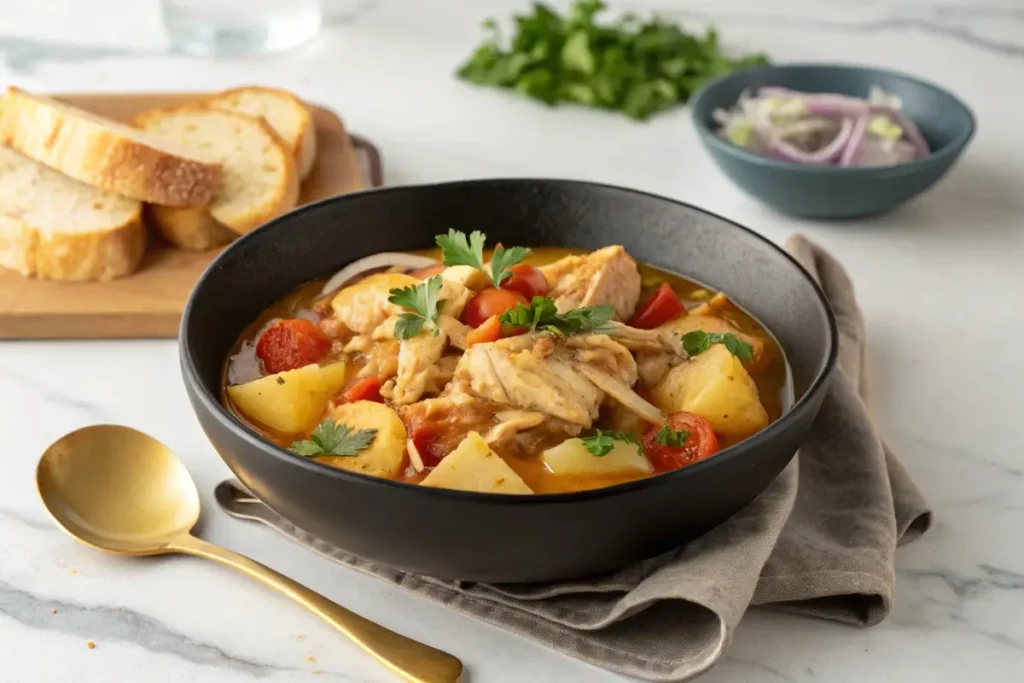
[690,63,976,218]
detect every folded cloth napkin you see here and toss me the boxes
[219,235,932,682]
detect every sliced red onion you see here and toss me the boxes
[770,117,855,165]
[885,110,930,159]
[839,116,871,167]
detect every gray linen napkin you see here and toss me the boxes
[217,235,932,682]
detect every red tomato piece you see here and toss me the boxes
[466,315,503,346]
[410,426,446,468]
[408,263,445,279]
[461,288,528,328]
[341,377,383,403]
[642,411,720,473]
[628,282,685,329]
[255,319,331,374]
[500,264,549,300]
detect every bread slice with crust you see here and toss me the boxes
[204,85,318,180]
[133,107,299,250]
[0,87,222,207]
[0,145,145,281]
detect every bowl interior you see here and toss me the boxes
[183,180,835,461]
[692,63,975,161]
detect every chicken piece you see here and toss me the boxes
[453,332,638,428]
[539,246,642,321]
[605,321,687,387]
[441,265,491,292]
[329,273,419,334]
[343,336,401,381]
[483,410,547,448]
[437,278,473,319]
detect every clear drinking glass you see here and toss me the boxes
[162,0,322,58]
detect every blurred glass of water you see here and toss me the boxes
[162,0,322,57]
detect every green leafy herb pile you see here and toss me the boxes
[456,0,769,120]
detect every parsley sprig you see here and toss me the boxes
[580,429,643,457]
[435,229,530,288]
[290,420,377,457]
[388,275,446,340]
[456,0,770,121]
[499,296,615,336]
[654,425,691,448]
[681,330,754,363]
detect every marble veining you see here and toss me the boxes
[1,0,1022,681]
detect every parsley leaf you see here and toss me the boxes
[456,0,770,121]
[499,296,615,336]
[581,429,643,457]
[289,420,377,457]
[654,425,691,448]
[681,330,754,363]
[388,275,446,340]
[435,229,530,287]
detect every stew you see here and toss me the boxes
[222,232,787,494]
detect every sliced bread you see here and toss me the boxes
[0,145,145,281]
[204,86,317,180]
[0,87,222,208]
[133,107,299,249]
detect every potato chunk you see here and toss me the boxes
[227,362,346,433]
[330,273,419,334]
[542,437,653,477]
[660,314,764,365]
[420,432,532,494]
[652,344,768,439]
[318,401,407,479]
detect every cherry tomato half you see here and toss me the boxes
[255,319,331,374]
[628,282,685,329]
[501,264,549,300]
[642,411,719,473]
[461,288,527,328]
[409,425,447,468]
[341,377,383,403]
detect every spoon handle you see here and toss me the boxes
[171,534,463,683]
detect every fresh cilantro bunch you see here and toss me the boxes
[388,275,446,340]
[435,229,530,287]
[456,0,769,120]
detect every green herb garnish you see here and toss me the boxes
[456,0,770,121]
[499,296,615,336]
[289,420,377,457]
[681,330,754,362]
[388,275,446,340]
[435,229,530,288]
[581,429,642,457]
[654,425,691,448]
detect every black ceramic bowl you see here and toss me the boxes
[180,179,838,583]
[690,63,976,218]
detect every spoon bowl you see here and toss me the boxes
[36,424,463,683]
[37,424,200,555]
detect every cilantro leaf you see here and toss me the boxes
[499,296,615,336]
[654,425,691,448]
[581,429,643,457]
[456,0,770,121]
[436,229,530,287]
[681,330,754,363]
[387,275,445,340]
[289,420,378,457]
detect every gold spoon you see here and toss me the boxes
[36,424,463,683]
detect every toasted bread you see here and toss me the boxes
[0,87,222,207]
[133,107,299,250]
[205,85,317,180]
[0,145,145,280]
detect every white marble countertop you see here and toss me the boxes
[1,0,1022,681]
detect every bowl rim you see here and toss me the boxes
[180,178,839,505]
[690,61,977,175]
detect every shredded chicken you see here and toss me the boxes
[483,410,547,448]
[604,321,687,387]
[540,246,642,321]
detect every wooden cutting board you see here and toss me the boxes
[0,92,383,340]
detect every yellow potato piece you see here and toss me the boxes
[421,432,532,494]
[660,314,764,364]
[542,437,653,477]
[319,401,408,479]
[227,362,346,433]
[330,272,419,334]
[652,344,769,439]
